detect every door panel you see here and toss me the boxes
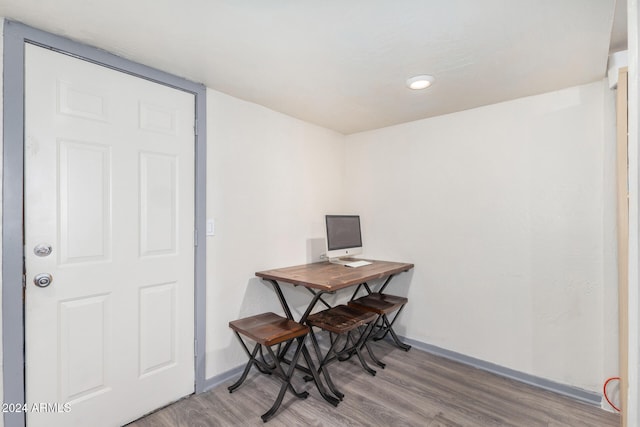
[25,43,195,427]
[59,294,111,402]
[140,152,178,255]
[139,282,177,376]
[59,140,112,263]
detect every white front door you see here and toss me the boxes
[24,44,195,427]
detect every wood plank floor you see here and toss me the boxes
[127,341,620,426]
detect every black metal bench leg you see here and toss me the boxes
[387,323,412,351]
[229,338,264,393]
[364,341,386,368]
[306,329,345,400]
[358,322,386,369]
[346,328,377,376]
[331,322,383,373]
[271,341,309,399]
[261,336,308,422]
[353,345,376,376]
[372,316,391,341]
[372,307,412,351]
[300,344,340,407]
[343,322,385,370]
[256,344,277,374]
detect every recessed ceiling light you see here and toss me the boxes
[406,75,435,90]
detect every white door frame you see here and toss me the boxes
[2,20,207,427]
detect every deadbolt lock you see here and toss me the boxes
[34,244,53,257]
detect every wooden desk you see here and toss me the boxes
[256,259,414,292]
[256,259,413,322]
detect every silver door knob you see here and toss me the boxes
[34,273,53,288]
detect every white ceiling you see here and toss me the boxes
[0,0,624,134]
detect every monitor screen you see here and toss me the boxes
[325,215,363,259]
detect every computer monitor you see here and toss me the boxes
[324,215,363,261]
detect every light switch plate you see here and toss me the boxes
[206,218,215,236]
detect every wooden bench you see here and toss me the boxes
[228,312,310,422]
[348,292,411,351]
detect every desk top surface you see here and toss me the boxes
[255,259,414,292]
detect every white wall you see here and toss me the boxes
[344,81,618,394]
[204,89,345,377]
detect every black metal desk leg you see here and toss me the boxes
[267,280,294,320]
[378,274,395,293]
